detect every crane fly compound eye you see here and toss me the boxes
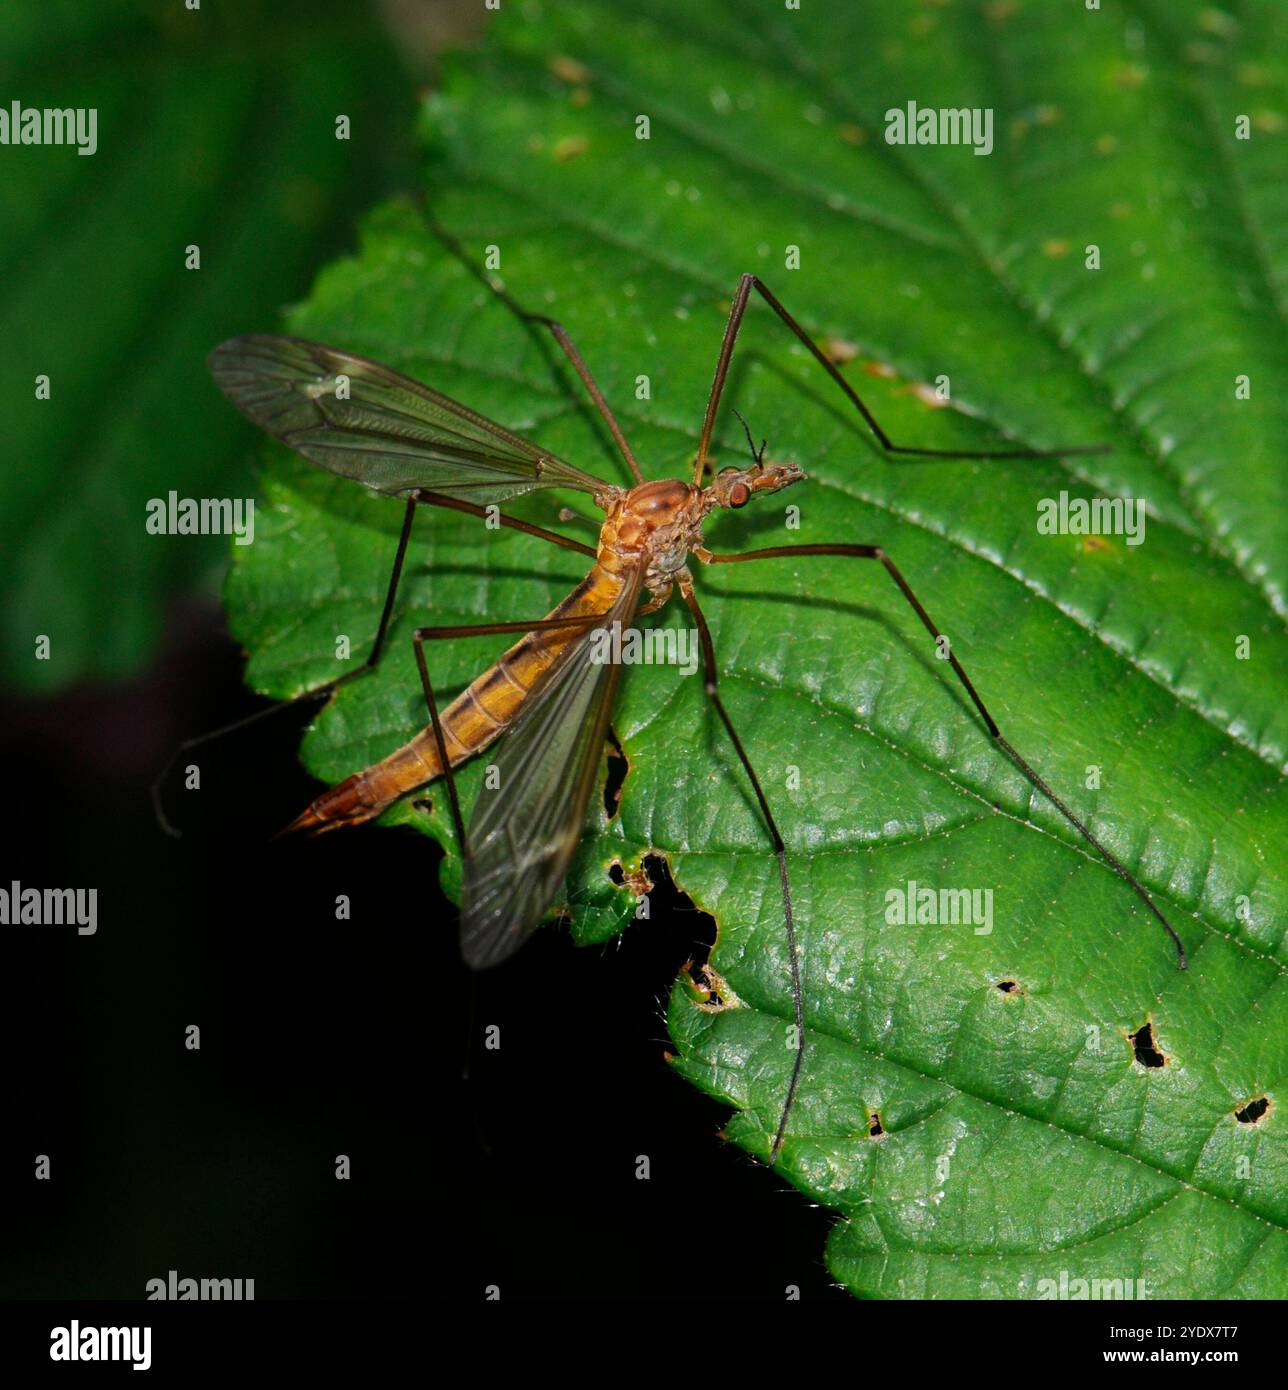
[729,482,751,508]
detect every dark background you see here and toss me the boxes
[1,611,842,1299]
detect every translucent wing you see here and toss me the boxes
[460,564,647,969]
[208,334,608,503]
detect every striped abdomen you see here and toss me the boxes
[282,564,625,835]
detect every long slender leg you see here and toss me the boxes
[427,213,645,485]
[693,274,1110,484]
[414,489,596,560]
[153,495,594,836]
[152,497,416,835]
[677,574,805,1164]
[522,315,645,486]
[701,543,1188,969]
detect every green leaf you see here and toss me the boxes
[0,0,410,692]
[228,0,1287,1298]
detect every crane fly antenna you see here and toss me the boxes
[731,408,768,468]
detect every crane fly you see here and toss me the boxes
[191,268,1188,1164]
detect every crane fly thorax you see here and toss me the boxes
[598,478,706,591]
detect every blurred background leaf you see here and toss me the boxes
[226,0,1288,1298]
[0,0,422,692]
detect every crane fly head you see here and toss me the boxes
[705,410,804,511]
[706,457,805,512]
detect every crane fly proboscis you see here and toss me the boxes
[184,270,1190,1164]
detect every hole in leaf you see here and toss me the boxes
[868,1110,885,1138]
[1129,1021,1167,1068]
[643,853,717,963]
[411,797,433,814]
[688,962,741,1012]
[603,726,628,819]
[1234,1096,1270,1125]
[996,979,1019,994]
[607,859,653,897]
